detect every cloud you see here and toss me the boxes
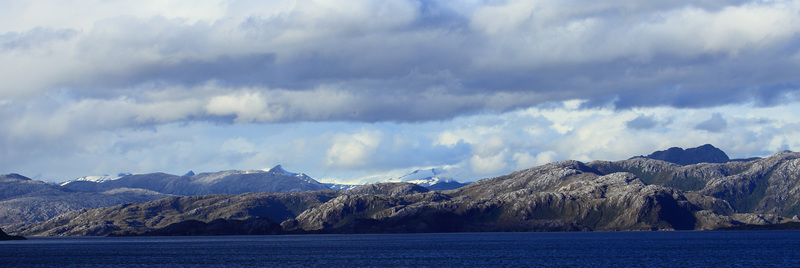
[2,1,800,182]
[3,1,800,120]
[695,113,728,132]
[626,114,659,130]
[512,151,556,171]
[326,130,383,169]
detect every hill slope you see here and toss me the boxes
[0,174,170,231]
[24,155,796,236]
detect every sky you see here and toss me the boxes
[2,0,800,184]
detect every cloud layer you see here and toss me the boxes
[1,0,799,182]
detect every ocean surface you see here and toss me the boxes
[2,231,799,267]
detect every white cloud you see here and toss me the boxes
[326,130,383,169]
[435,131,464,147]
[470,152,507,176]
[470,1,800,68]
[2,1,800,184]
[469,136,508,175]
[206,91,273,122]
[695,113,728,132]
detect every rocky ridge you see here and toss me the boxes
[589,150,800,217]
[61,166,330,195]
[19,148,800,236]
[0,174,170,230]
[8,146,800,236]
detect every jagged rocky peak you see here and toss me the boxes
[183,170,195,177]
[634,144,730,165]
[267,165,297,176]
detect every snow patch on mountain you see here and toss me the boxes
[267,165,297,176]
[387,168,456,187]
[266,165,319,184]
[60,173,130,186]
[325,183,360,190]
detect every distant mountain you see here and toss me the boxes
[387,168,469,190]
[63,175,107,185]
[14,147,800,236]
[27,149,800,236]
[3,165,332,231]
[0,173,169,231]
[61,165,330,195]
[632,144,730,165]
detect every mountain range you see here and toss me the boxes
[0,165,465,231]
[5,144,800,236]
[60,165,331,195]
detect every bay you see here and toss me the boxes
[1,231,799,267]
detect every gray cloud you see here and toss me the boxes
[695,113,728,132]
[3,1,800,182]
[0,27,77,51]
[626,115,659,130]
[3,1,800,124]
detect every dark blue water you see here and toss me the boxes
[2,231,799,267]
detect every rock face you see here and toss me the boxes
[590,150,800,217]
[633,144,730,165]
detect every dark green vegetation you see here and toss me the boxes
[4,145,800,236]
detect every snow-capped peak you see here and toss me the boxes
[60,174,128,186]
[263,165,322,185]
[267,165,298,176]
[388,168,455,187]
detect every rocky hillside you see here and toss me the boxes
[0,174,170,230]
[589,150,800,217]
[22,151,799,236]
[13,191,337,236]
[12,146,800,236]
